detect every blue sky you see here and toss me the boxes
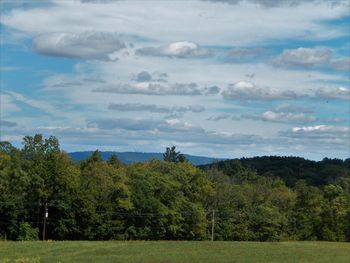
[0,0,349,160]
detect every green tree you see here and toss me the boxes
[108,154,122,167]
[320,184,349,241]
[17,222,39,241]
[126,160,212,240]
[163,146,187,163]
[77,153,132,240]
[293,181,324,240]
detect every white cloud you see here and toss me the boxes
[278,124,350,156]
[262,111,317,123]
[274,47,349,72]
[2,91,86,126]
[6,91,58,114]
[93,82,203,96]
[2,0,349,45]
[292,125,349,133]
[0,94,21,115]
[84,117,264,147]
[207,114,231,121]
[1,0,348,159]
[226,47,265,60]
[330,57,350,71]
[136,41,212,58]
[202,0,346,8]
[32,31,126,60]
[214,110,317,124]
[222,81,299,100]
[281,125,350,144]
[315,86,350,100]
[274,47,331,67]
[108,103,205,114]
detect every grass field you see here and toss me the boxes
[0,241,349,263]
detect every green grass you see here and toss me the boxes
[0,241,349,263]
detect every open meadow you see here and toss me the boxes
[0,241,350,263]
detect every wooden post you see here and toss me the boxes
[211,209,215,241]
[42,203,48,240]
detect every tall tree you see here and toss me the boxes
[163,146,187,163]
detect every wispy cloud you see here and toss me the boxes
[315,86,350,100]
[108,103,205,114]
[93,82,204,96]
[136,41,212,58]
[261,111,317,123]
[0,120,17,127]
[222,81,299,101]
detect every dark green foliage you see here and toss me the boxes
[17,222,39,241]
[203,158,350,241]
[202,156,350,187]
[1,135,350,241]
[125,160,212,240]
[163,146,187,163]
[107,154,122,166]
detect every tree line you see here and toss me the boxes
[0,134,349,241]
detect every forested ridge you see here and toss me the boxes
[200,156,350,187]
[1,135,349,241]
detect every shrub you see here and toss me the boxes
[17,223,39,241]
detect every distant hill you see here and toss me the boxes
[200,156,350,187]
[69,151,222,166]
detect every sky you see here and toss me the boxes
[0,0,349,160]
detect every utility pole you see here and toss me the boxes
[211,209,215,241]
[42,203,48,241]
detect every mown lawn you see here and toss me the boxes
[0,241,349,263]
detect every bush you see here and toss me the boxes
[17,223,39,241]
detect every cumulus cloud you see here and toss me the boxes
[222,81,298,101]
[315,86,350,100]
[136,41,212,58]
[108,103,205,114]
[32,31,126,60]
[274,47,331,68]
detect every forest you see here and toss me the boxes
[0,134,349,242]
